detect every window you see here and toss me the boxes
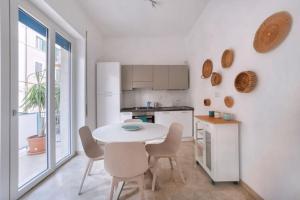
[55,47,61,64]
[35,36,46,52]
[35,62,43,73]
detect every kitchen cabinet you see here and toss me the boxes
[168,66,189,90]
[153,66,169,90]
[155,110,193,139]
[132,65,153,89]
[194,116,239,183]
[121,65,189,90]
[120,112,133,122]
[132,65,153,82]
[121,65,133,91]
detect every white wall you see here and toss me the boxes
[102,36,186,65]
[186,0,300,199]
[102,36,191,108]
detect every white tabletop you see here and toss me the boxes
[92,122,168,143]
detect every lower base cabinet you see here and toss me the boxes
[120,112,132,122]
[155,110,193,139]
[194,116,239,183]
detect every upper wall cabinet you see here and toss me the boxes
[132,65,153,89]
[121,65,133,91]
[121,65,189,90]
[153,66,169,90]
[168,66,189,90]
[132,65,153,82]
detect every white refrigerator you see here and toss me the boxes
[96,62,121,127]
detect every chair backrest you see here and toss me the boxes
[104,142,148,178]
[163,123,184,154]
[79,126,103,159]
[124,119,143,123]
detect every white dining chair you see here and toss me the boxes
[78,126,104,195]
[124,119,143,123]
[104,142,148,200]
[146,122,185,191]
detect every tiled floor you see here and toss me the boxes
[19,142,67,187]
[21,142,254,200]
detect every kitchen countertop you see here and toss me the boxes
[195,115,239,124]
[120,106,194,112]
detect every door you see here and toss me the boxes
[132,65,153,89]
[16,8,50,189]
[132,65,153,82]
[97,62,121,95]
[155,111,173,127]
[10,7,75,199]
[168,66,189,90]
[155,111,193,138]
[121,65,133,91]
[153,66,169,90]
[97,94,120,126]
[55,33,72,163]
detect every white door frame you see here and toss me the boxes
[0,0,15,199]
[9,1,76,199]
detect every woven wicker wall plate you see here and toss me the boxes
[204,99,211,106]
[221,49,234,68]
[254,11,292,53]
[202,59,213,79]
[211,72,222,86]
[224,96,234,108]
[234,71,257,93]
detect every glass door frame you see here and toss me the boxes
[10,2,76,199]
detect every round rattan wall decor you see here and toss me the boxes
[221,49,234,68]
[234,71,257,93]
[204,99,211,106]
[254,11,292,53]
[224,96,234,108]
[202,59,213,79]
[211,72,222,86]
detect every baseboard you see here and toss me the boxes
[240,180,264,200]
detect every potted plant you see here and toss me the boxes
[21,71,46,155]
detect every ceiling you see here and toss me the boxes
[76,0,209,37]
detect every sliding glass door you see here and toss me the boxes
[18,8,49,188]
[55,33,71,163]
[10,6,74,198]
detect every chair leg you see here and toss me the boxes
[151,158,159,191]
[137,175,145,200]
[78,159,92,195]
[109,177,117,200]
[116,181,125,200]
[151,170,157,192]
[174,157,185,183]
[88,160,94,176]
[169,158,174,170]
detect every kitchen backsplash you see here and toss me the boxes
[122,90,191,108]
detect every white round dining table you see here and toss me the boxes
[92,122,168,143]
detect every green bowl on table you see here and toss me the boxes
[122,124,142,131]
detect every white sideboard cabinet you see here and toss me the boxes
[194,116,239,184]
